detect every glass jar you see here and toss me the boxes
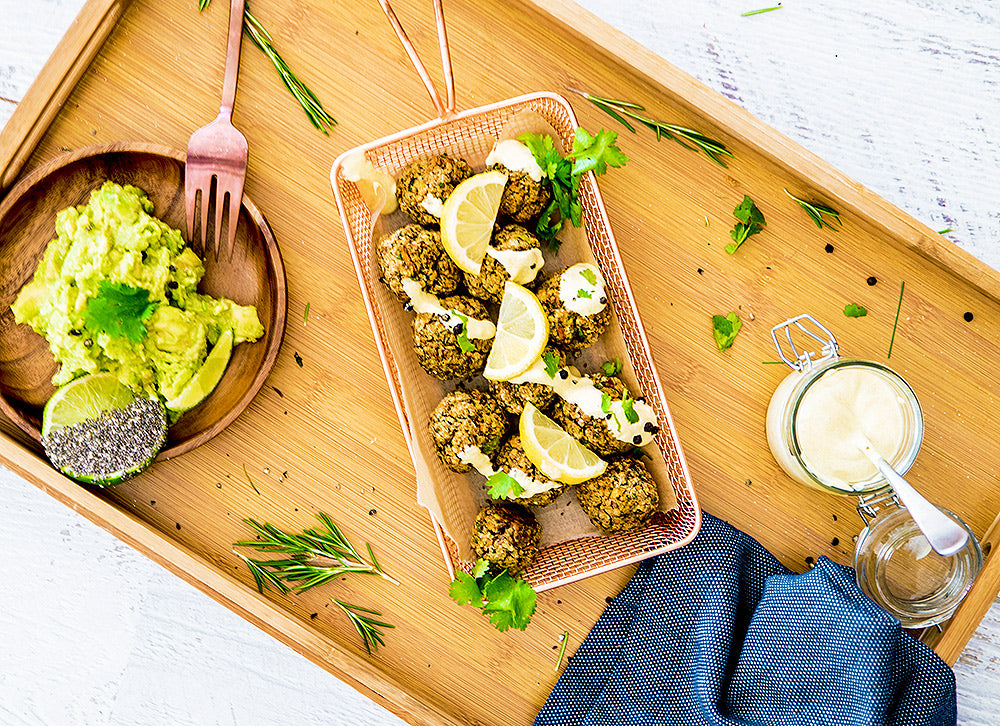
[766,358,924,494]
[854,496,982,628]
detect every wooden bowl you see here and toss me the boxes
[0,142,287,460]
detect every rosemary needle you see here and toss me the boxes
[784,189,842,230]
[741,5,783,16]
[334,599,395,655]
[887,281,905,359]
[567,87,734,167]
[198,1,337,133]
[555,631,570,671]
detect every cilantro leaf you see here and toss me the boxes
[580,267,598,285]
[601,392,612,414]
[448,571,485,607]
[471,559,490,579]
[83,281,158,342]
[726,195,766,254]
[482,571,537,632]
[621,392,640,424]
[844,303,868,317]
[570,128,630,177]
[487,471,524,500]
[542,350,560,379]
[452,311,475,354]
[601,357,622,376]
[712,312,743,352]
[577,289,593,299]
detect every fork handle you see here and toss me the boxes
[219,0,247,119]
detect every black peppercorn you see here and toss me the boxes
[632,434,643,445]
[964,312,974,322]
[866,276,877,286]
[559,370,569,379]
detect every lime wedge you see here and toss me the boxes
[41,373,167,486]
[165,328,234,414]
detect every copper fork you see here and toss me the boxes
[185,0,248,260]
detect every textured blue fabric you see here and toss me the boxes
[535,512,957,726]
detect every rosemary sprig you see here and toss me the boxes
[334,599,395,654]
[197,1,336,134]
[784,189,842,230]
[234,513,399,594]
[568,87,734,167]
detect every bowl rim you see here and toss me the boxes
[0,141,287,462]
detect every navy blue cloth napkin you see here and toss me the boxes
[536,513,956,726]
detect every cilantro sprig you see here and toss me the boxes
[487,471,524,500]
[452,311,475,354]
[712,312,743,352]
[726,196,766,254]
[844,303,868,318]
[449,559,537,632]
[601,357,622,376]
[542,350,561,378]
[519,128,628,246]
[83,281,158,343]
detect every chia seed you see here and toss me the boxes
[42,397,166,484]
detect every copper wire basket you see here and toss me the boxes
[330,0,701,591]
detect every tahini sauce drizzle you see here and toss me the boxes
[459,445,560,498]
[400,278,496,340]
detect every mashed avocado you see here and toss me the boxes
[11,181,264,403]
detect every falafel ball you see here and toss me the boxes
[488,164,552,224]
[376,224,460,304]
[550,372,633,456]
[470,501,540,575]
[492,435,566,507]
[489,345,565,415]
[464,224,544,303]
[576,456,658,534]
[397,154,473,226]
[535,269,612,354]
[412,295,494,380]
[428,390,508,472]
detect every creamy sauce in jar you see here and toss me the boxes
[486,247,544,285]
[558,263,607,316]
[459,445,559,499]
[400,278,496,340]
[485,140,543,182]
[765,361,919,493]
[508,357,658,447]
[794,366,905,488]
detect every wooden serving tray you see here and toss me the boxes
[2,0,999,723]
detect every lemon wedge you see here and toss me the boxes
[483,281,548,381]
[519,402,607,485]
[440,170,507,274]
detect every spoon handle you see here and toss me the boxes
[873,458,969,556]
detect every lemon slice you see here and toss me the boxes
[165,329,234,414]
[440,170,507,274]
[41,373,167,486]
[483,281,548,381]
[519,402,607,485]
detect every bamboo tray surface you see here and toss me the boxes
[2,0,999,724]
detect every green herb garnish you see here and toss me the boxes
[487,471,524,500]
[621,392,640,424]
[555,631,570,671]
[887,281,905,358]
[519,128,628,245]
[784,189,842,230]
[844,303,868,318]
[580,267,598,285]
[449,560,537,632]
[601,357,622,376]
[569,88,733,167]
[243,464,261,496]
[601,392,613,414]
[452,311,475,354]
[304,302,310,325]
[938,228,953,234]
[726,196,766,254]
[83,281,158,342]
[578,289,593,299]
[712,312,743,352]
[234,513,399,593]
[333,599,394,655]
[198,2,336,134]
[741,5,783,16]
[542,350,560,379]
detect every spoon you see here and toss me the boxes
[855,436,969,556]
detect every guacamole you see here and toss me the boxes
[11,182,264,402]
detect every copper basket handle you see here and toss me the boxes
[377,0,456,120]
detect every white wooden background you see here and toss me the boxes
[1,0,999,723]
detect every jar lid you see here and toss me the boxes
[854,506,981,628]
